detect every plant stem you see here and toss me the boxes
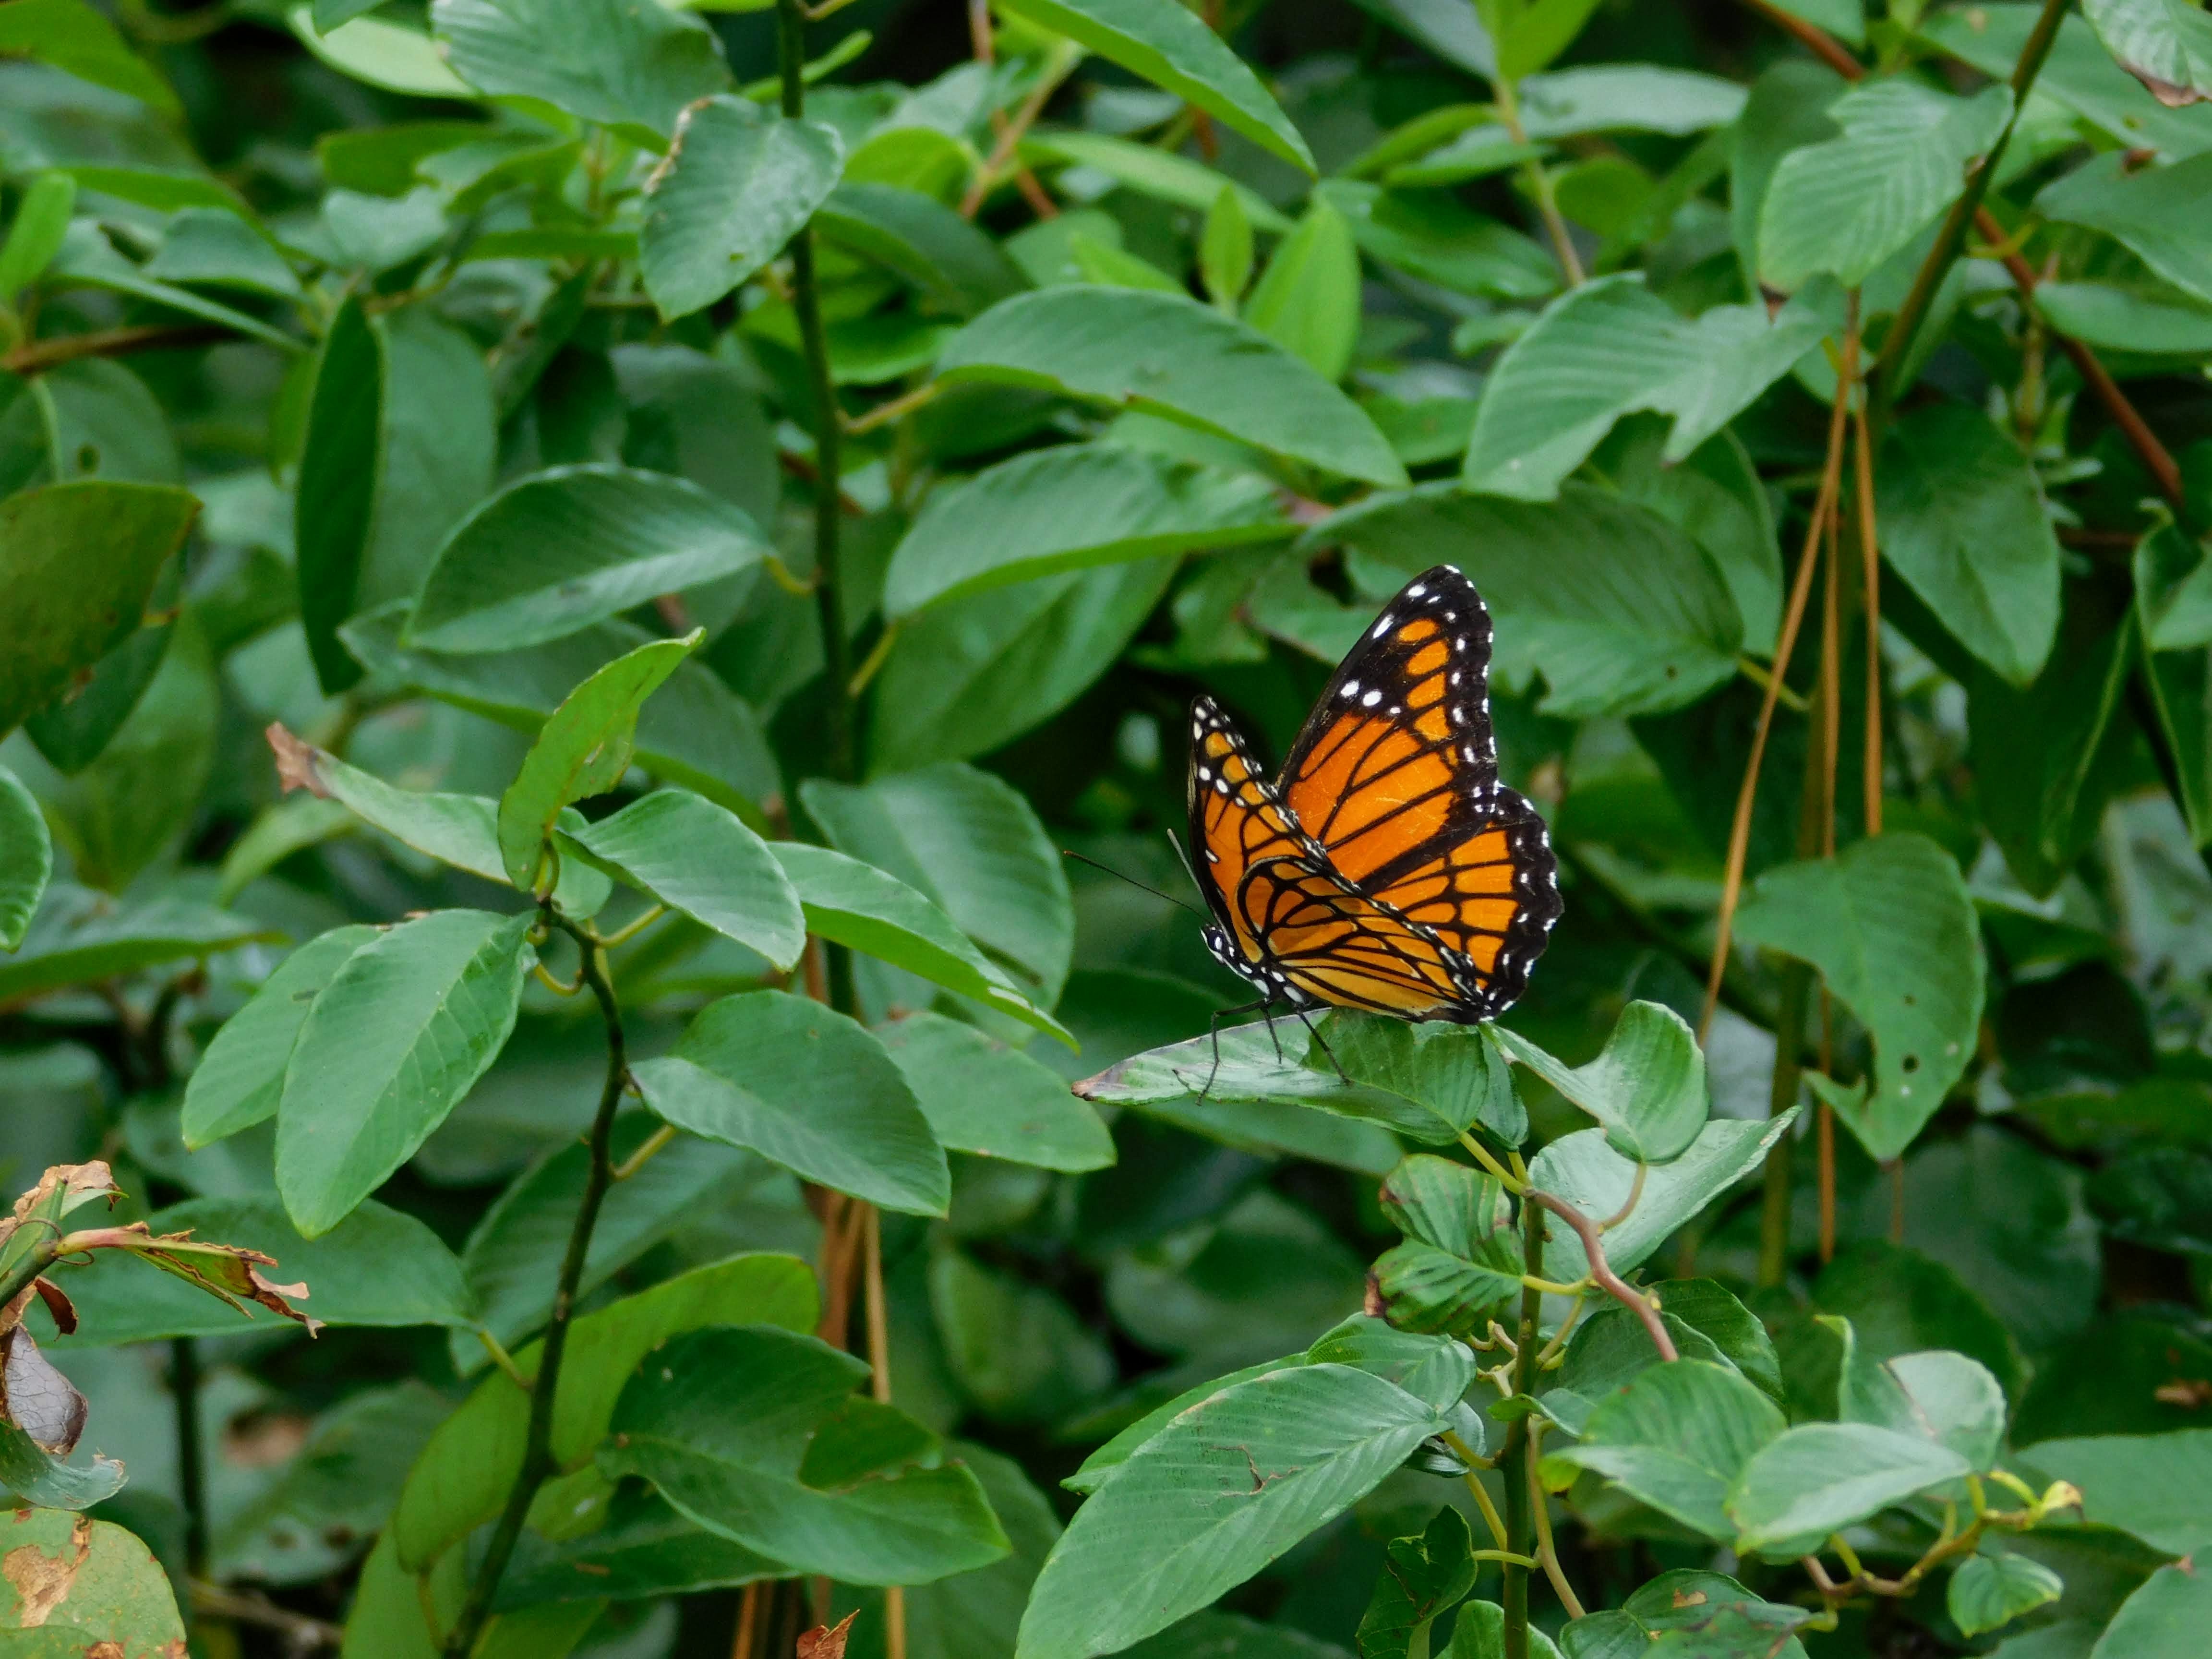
[2,323,235,376]
[444,917,628,1657]
[171,1336,209,1578]
[1869,0,2069,422]
[1491,77,1584,287]
[1523,1191,1677,1361]
[778,0,854,786]
[1501,1198,1545,1659]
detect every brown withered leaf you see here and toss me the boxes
[796,1612,857,1659]
[265,722,332,797]
[62,1225,323,1336]
[0,1328,88,1454]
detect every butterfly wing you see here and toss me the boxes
[1276,564,1561,1018]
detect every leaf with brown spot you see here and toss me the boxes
[58,1226,323,1336]
[265,721,332,797]
[797,1611,857,1659]
[0,1507,185,1654]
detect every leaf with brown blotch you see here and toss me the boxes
[265,721,332,797]
[796,1612,858,1659]
[60,1225,324,1336]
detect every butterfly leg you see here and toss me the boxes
[1192,997,1273,1099]
[1296,1006,1353,1084]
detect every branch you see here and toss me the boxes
[1522,1190,1679,1363]
[1,324,232,377]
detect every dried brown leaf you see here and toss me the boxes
[797,1611,858,1659]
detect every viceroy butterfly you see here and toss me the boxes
[1184,564,1562,1034]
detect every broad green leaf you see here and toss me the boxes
[635,989,950,1214]
[1202,185,1253,312]
[1494,1001,1708,1163]
[0,480,196,735]
[938,289,1406,486]
[1540,1362,1785,1539]
[2084,0,2212,111]
[494,1488,781,1608]
[2038,279,2212,354]
[881,446,1287,617]
[1727,1422,1972,1551]
[406,466,771,652]
[0,764,52,950]
[339,607,780,829]
[1529,1113,1799,1280]
[1022,132,1292,233]
[1831,1320,2006,1472]
[1618,1571,1810,1655]
[771,842,1073,1042]
[1064,1356,1305,1498]
[815,182,1028,317]
[452,1115,757,1372]
[294,296,381,692]
[45,219,300,352]
[1731,833,1984,1162]
[1370,1154,1523,1337]
[43,1196,474,1343]
[1518,65,1748,136]
[1328,1015,1527,1146]
[803,762,1072,1010]
[890,1443,1068,1659]
[1316,180,1557,301]
[2020,1430,2212,1553]
[2037,151,2212,306]
[142,205,301,298]
[275,909,533,1238]
[1877,405,2060,687]
[1815,1242,2026,1406]
[867,559,1181,771]
[1461,275,1825,502]
[431,0,731,144]
[640,96,844,318]
[1385,126,1544,188]
[1358,1506,1476,1659]
[932,1246,1117,1423]
[1320,483,1740,717]
[1448,1601,1565,1659]
[495,631,700,892]
[0,0,179,111]
[0,173,75,304]
[1949,1552,2064,1637]
[0,1508,184,1648]
[1015,1363,1458,1659]
[22,550,178,779]
[1243,196,1362,383]
[392,1253,817,1571]
[1757,80,2013,291]
[990,0,1314,173]
[0,885,275,1006]
[602,1325,1010,1582]
[0,1407,123,1513]
[181,924,381,1147]
[289,3,477,96]
[265,727,611,916]
[564,788,805,971]
[1549,1297,1756,1431]
[877,1012,1114,1171]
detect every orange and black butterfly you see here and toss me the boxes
[1186,564,1561,1031]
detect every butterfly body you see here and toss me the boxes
[1186,565,1561,1025]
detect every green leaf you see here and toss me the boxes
[0,0,180,112]
[1876,404,2060,687]
[495,631,700,892]
[564,788,805,971]
[1330,1015,1527,1146]
[989,0,1314,173]
[1202,185,1254,313]
[1549,1289,1773,1430]
[1815,1241,2026,1407]
[432,0,731,144]
[1831,1320,2006,1472]
[143,204,302,298]
[882,446,1287,618]
[603,1325,1010,1582]
[405,465,770,652]
[1315,180,1558,301]
[938,289,1406,486]
[1949,1552,2064,1637]
[266,726,611,916]
[0,480,197,735]
[0,764,52,951]
[771,842,1074,1042]
[495,1487,781,1608]
[2037,151,2212,306]
[1757,80,2013,291]
[2045,286,2212,362]
[1244,196,1362,383]
[0,1507,185,1649]
[43,1195,474,1343]
[636,990,950,1214]
[1065,1356,1305,1498]
[1921,5,2211,157]
[1520,65,1748,135]
[0,885,275,1006]
[1541,1362,1786,1539]
[0,173,76,304]
[1529,1114,1799,1280]
[1494,1001,1708,1164]
[289,3,478,96]
[392,1253,817,1572]
[1358,1505,1477,1659]
[0,1417,124,1513]
[639,96,843,318]
[1731,833,1985,1163]
[867,559,1181,771]
[931,1246,1118,1423]
[1370,1154,1524,1338]
[1460,275,1825,502]
[877,1012,1114,1171]
[815,182,1028,317]
[1726,1422,1971,1551]
[452,1115,757,1371]
[2088,0,2212,105]
[1023,132,1292,233]
[1016,1363,1458,1659]
[275,909,533,1238]
[2019,1429,2212,1554]
[1319,483,1740,717]
[1446,1600,1564,1659]
[181,924,381,1147]
[1384,126,1544,189]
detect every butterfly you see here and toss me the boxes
[1185,564,1561,1036]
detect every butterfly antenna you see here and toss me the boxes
[1060,849,1204,917]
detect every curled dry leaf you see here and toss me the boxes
[796,1611,858,1659]
[60,1226,323,1337]
[265,721,332,797]
[0,1327,87,1454]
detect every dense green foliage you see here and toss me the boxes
[2,0,2212,1654]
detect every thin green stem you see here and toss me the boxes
[1501,1197,1545,1659]
[1869,0,2068,425]
[444,915,628,1657]
[172,1336,208,1577]
[1492,77,1583,287]
[1759,961,1812,1287]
